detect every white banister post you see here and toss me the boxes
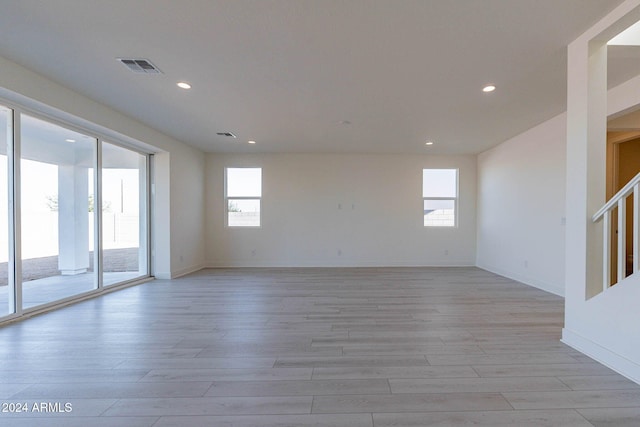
[618,198,626,283]
[603,210,611,291]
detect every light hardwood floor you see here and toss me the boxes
[0,267,638,426]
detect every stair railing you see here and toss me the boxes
[592,171,640,291]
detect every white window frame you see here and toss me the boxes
[422,168,458,227]
[225,167,262,228]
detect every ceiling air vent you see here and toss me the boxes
[118,58,162,74]
[216,132,237,138]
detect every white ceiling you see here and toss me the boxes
[0,0,629,154]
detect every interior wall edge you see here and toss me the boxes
[476,263,565,297]
[562,327,640,384]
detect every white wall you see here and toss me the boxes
[0,54,205,279]
[563,0,640,384]
[206,153,476,267]
[169,146,206,277]
[476,113,567,296]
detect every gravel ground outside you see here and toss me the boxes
[0,247,139,286]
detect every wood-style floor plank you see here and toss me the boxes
[373,410,594,427]
[0,267,636,426]
[577,407,640,427]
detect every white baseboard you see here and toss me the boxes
[171,265,205,279]
[476,262,564,297]
[562,328,640,384]
[153,271,172,280]
[205,261,476,268]
[154,265,204,280]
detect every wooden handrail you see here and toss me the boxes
[593,171,640,222]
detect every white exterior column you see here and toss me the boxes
[57,165,89,275]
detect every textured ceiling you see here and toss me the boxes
[0,0,629,154]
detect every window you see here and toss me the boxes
[423,168,457,227]
[226,168,261,227]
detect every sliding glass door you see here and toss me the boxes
[101,142,148,286]
[0,106,150,320]
[0,107,11,316]
[20,114,97,309]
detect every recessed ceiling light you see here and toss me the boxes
[65,139,76,143]
[177,82,191,89]
[482,85,496,93]
[248,140,256,144]
[425,141,434,146]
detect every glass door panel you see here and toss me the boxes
[21,114,96,309]
[101,142,148,286]
[0,107,10,316]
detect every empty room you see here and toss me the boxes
[1,1,640,426]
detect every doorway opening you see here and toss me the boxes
[606,110,640,284]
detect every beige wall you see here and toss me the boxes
[206,153,477,267]
[476,113,567,296]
